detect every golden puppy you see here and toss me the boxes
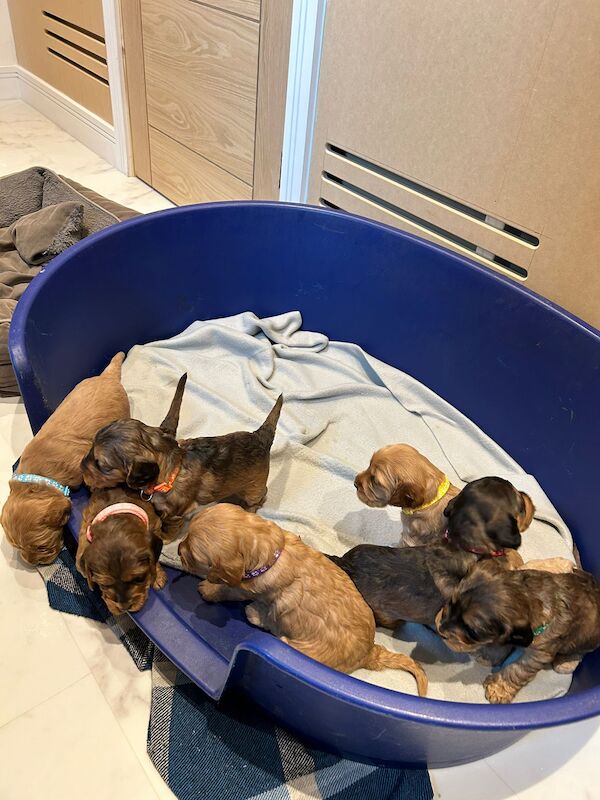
[1,353,130,565]
[77,487,166,615]
[178,504,428,696]
[354,444,459,546]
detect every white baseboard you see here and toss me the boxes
[16,67,121,169]
[0,65,20,100]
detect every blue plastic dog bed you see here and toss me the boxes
[9,203,600,768]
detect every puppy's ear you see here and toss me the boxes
[49,495,71,528]
[207,554,245,587]
[443,496,457,518]
[127,460,160,489]
[76,550,95,592]
[150,533,163,564]
[517,492,535,532]
[508,625,534,648]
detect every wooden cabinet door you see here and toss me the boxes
[122,0,292,203]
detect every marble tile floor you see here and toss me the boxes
[1,99,599,800]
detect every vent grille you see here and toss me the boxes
[319,145,540,281]
[43,10,108,86]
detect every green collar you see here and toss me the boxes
[532,623,549,637]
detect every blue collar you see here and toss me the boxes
[11,473,71,497]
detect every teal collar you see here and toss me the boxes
[11,473,70,497]
[532,622,549,637]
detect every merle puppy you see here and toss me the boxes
[82,378,283,540]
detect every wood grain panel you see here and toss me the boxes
[253,0,293,199]
[149,126,252,204]
[121,0,152,183]
[142,0,259,184]
[194,0,261,21]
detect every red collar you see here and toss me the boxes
[141,464,180,500]
[442,530,505,558]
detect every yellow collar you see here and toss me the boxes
[402,476,451,515]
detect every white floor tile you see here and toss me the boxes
[0,98,173,213]
[484,718,600,799]
[430,756,514,800]
[0,675,159,800]
[0,534,90,727]
[64,614,176,799]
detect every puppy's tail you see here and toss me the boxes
[102,352,125,378]
[254,394,283,449]
[160,373,188,436]
[363,645,428,697]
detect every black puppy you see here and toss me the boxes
[443,476,535,555]
[329,541,523,629]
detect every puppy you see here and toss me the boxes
[1,353,130,565]
[330,543,520,629]
[444,476,535,556]
[77,487,166,615]
[354,444,459,546]
[178,504,428,695]
[436,560,600,703]
[82,389,283,540]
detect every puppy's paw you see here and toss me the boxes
[198,579,220,602]
[153,564,168,590]
[245,604,263,627]
[474,654,493,666]
[484,674,517,704]
[553,657,580,674]
[522,557,575,574]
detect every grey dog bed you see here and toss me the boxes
[0,166,138,396]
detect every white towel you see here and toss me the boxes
[122,311,574,703]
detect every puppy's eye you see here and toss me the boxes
[97,462,112,474]
[131,575,146,584]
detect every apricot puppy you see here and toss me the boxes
[1,352,129,565]
[354,444,459,546]
[178,504,428,696]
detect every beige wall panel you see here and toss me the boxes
[253,0,292,199]
[142,0,259,185]
[322,149,536,270]
[309,0,600,327]
[310,0,558,230]
[8,0,112,122]
[44,0,105,37]
[150,126,252,204]
[196,0,261,22]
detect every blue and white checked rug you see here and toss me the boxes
[38,549,433,800]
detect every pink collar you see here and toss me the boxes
[86,502,149,542]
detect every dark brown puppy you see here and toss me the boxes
[82,389,283,539]
[329,511,524,654]
[444,476,535,556]
[436,561,600,703]
[76,487,166,616]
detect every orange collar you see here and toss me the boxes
[141,464,180,500]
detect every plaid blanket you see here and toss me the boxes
[39,549,433,800]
